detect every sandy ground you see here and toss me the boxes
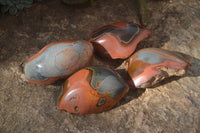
[0,0,200,132]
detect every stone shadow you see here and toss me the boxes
[114,51,200,107]
[170,51,200,77]
[115,69,146,107]
[91,54,125,69]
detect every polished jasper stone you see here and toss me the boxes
[125,48,190,88]
[25,40,93,85]
[57,66,129,114]
[90,22,152,59]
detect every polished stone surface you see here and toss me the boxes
[25,40,93,85]
[57,66,129,114]
[126,48,190,88]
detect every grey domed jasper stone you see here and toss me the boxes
[25,40,93,85]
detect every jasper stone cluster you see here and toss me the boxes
[24,22,190,114]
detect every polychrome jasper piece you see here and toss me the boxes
[89,22,152,59]
[126,48,190,88]
[57,66,129,114]
[25,40,93,85]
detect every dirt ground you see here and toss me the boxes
[0,0,200,132]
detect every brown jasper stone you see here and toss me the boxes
[89,22,152,59]
[57,66,129,114]
[125,48,190,88]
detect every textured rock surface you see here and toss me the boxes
[0,0,200,132]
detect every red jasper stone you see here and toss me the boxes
[57,66,129,114]
[125,48,190,88]
[89,22,152,59]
